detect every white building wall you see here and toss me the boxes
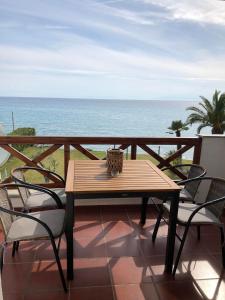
[195,135,225,203]
[199,135,225,178]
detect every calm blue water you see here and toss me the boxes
[0,97,208,158]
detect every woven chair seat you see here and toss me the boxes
[179,188,193,202]
[0,184,68,292]
[152,177,225,277]
[7,209,65,242]
[11,168,66,210]
[26,188,66,209]
[163,202,220,225]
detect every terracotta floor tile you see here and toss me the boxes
[196,225,220,236]
[74,221,103,239]
[211,254,225,274]
[127,205,157,222]
[35,239,67,261]
[139,237,167,257]
[28,259,67,291]
[103,221,135,241]
[109,257,152,285]
[74,237,107,258]
[174,234,206,256]
[70,286,114,300]
[2,262,32,294]
[126,206,144,222]
[113,283,160,300]
[71,257,110,287]
[106,236,142,257]
[144,256,191,283]
[3,205,225,299]
[0,229,4,241]
[194,278,225,300]
[24,290,68,300]
[74,206,101,221]
[125,205,142,220]
[101,205,129,222]
[3,294,24,300]
[155,280,205,300]
[129,219,155,238]
[182,254,223,280]
[197,233,222,254]
[4,241,37,264]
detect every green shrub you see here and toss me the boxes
[8,127,36,151]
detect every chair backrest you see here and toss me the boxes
[184,165,206,199]
[0,188,14,237]
[12,170,30,205]
[206,178,225,219]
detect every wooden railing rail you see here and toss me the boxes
[0,136,202,187]
[0,136,201,145]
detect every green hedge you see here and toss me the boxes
[8,127,36,151]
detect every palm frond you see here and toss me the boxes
[186,113,205,124]
[186,106,206,116]
[197,123,210,134]
[187,90,225,135]
[199,98,213,113]
[212,90,220,106]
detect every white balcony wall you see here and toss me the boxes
[195,135,225,203]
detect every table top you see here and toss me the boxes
[65,160,181,195]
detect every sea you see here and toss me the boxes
[0,97,208,160]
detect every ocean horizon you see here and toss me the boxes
[0,96,202,135]
[0,97,208,159]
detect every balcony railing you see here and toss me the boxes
[0,136,202,188]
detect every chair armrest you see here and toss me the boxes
[0,204,56,241]
[2,183,63,209]
[161,164,206,176]
[12,166,65,185]
[161,164,195,172]
[182,177,225,226]
[186,194,225,227]
[177,176,212,186]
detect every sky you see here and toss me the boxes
[0,0,225,100]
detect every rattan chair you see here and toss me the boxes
[140,164,206,225]
[11,167,66,211]
[152,177,225,276]
[0,183,67,292]
[161,164,207,203]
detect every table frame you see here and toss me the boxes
[65,189,180,280]
[65,160,181,280]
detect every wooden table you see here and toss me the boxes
[65,160,181,280]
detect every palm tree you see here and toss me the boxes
[167,120,189,161]
[167,120,189,138]
[186,90,225,134]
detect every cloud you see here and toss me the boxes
[91,3,155,25]
[0,0,225,99]
[1,41,225,83]
[142,0,225,26]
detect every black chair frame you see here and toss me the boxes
[12,166,65,185]
[152,177,225,276]
[140,163,206,225]
[11,166,65,209]
[0,183,67,292]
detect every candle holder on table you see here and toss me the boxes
[106,147,124,177]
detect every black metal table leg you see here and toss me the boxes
[164,191,180,273]
[65,192,74,280]
[140,197,149,225]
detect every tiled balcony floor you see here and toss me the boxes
[2,205,225,300]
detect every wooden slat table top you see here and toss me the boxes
[65,160,181,195]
